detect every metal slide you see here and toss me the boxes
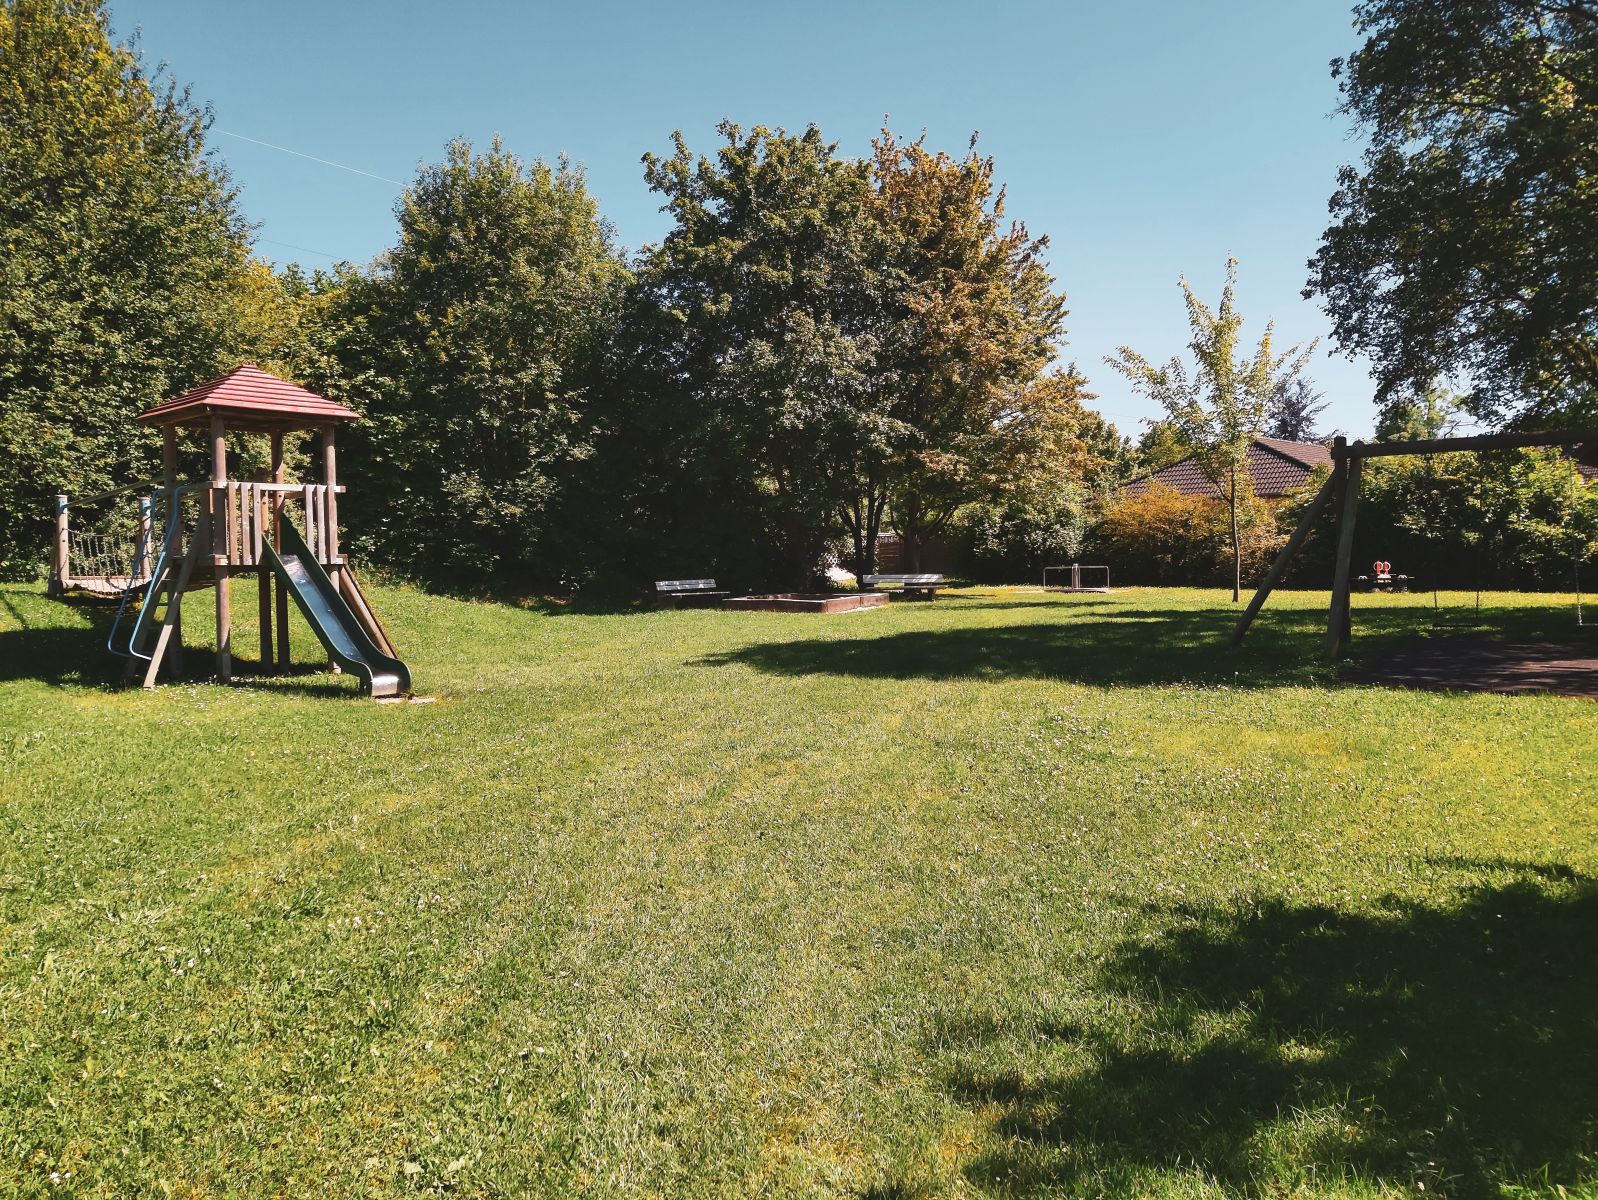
[259,519,411,697]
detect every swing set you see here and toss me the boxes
[1232,427,1598,657]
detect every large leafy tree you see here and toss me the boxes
[1136,419,1200,473]
[628,121,890,587]
[609,122,1093,589]
[1373,384,1468,442]
[1311,0,1598,427]
[871,130,1069,571]
[1110,260,1313,601]
[333,139,628,586]
[0,0,254,576]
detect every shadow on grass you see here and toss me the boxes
[700,608,1327,688]
[0,588,123,686]
[702,601,1598,692]
[922,597,1125,615]
[935,867,1597,1198]
[0,587,358,692]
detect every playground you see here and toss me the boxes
[49,367,410,699]
[9,0,1598,1192]
[1,579,1593,1197]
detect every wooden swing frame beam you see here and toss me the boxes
[1231,427,1598,658]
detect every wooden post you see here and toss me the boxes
[162,427,177,486]
[256,481,273,671]
[51,494,69,594]
[137,495,154,582]
[162,425,184,678]
[1231,472,1337,647]
[1323,443,1363,660]
[210,414,231,682]
[271,431,290,671]
[323,425,341,675]
[322,427,341,570]
[143,540,202,689]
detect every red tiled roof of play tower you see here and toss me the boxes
[138,365,360,430]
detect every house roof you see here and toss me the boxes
[1572,443,1598,484]
[1124,437,1332,500]
[138,365,360,432]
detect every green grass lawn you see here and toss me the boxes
[1,581,1594,1198]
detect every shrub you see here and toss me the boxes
[1088,484,1285,586]
[1353,448,1598,590]
[954,489,1088,583]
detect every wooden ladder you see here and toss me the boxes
[124,540,203,688]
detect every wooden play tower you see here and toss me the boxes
[111,365,408,695]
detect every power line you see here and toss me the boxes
[217,129,405,187]
[253,236,349,262]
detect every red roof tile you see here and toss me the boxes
[138,365,360,430]
[1124,438,1331,500]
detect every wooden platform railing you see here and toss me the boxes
[214,482,344,567]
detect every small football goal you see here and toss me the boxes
[1043,563,1111,592]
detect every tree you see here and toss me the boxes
[1136,419,1198,473]
[955,368,1125,580]
[1373,384,1467,441]
[1109,260,1314,600]
[0,0,254,576]
[1071,400,1138,491]
[1266,377,1330,442]
[870,130,1069,571]
[1310,0,1598,428]
[332,139,628,586]
[1088,484,1240,586]
[1356,447,1598,588]
[628,122,889,587]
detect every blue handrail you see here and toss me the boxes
[108,487,194,662]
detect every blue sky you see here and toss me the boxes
[112,0,1379,437]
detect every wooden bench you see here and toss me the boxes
[862,573,945,599]
[655,578,729,606]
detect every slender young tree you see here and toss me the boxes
[1110,260,1314,600]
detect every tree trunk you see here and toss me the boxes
[792,539,813,591]
[845,498,868,579]
[843,481,888,581]
[897,493,926,573]
[864,489,884,579]
[1230,462,1242,602]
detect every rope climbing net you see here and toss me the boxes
[58,493,158,596]
[68,529,146,588]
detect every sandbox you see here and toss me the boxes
[722,592,889,614]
